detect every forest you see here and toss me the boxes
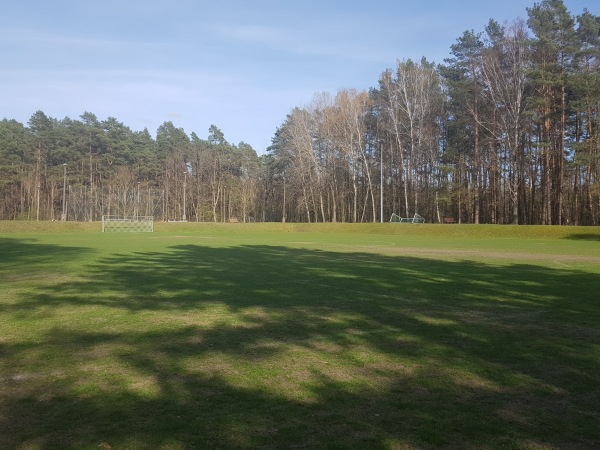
[1,0,599,225]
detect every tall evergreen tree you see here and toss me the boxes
[527,0,577,224]
[440,30,487,223]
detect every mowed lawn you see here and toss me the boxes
[1,222,599,449]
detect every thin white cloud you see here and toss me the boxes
[3,26,117,47]
[204,21,393,63]
[211,23,285,44]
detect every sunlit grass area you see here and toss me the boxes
[1,223,599,449]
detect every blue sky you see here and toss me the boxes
[1,0,595,153]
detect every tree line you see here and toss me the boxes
[0,113,261,222]
[1,0,598,224]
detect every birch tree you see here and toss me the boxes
[480,19,531,223]
[378,59,443,218]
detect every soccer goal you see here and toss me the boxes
[102,216,154,233]
[390,213,425,224]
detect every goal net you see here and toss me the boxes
[390,213,425,223]
[102,216,154,233]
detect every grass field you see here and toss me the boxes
[1,222,599,449]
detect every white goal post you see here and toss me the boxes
[390,213,425,224]
[102,216,154,233]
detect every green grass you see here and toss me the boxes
[1,222,599,449]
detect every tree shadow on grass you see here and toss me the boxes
[565,233,600,241]
[0,237,92,274]
[1,239,599,448]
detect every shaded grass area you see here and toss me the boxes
[1,233,599,449]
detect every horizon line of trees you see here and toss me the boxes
[1,0,599,225]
